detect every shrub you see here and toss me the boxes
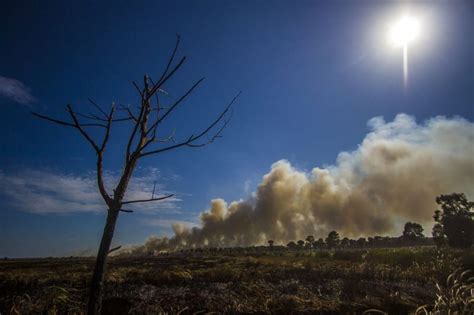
[333,250,365,262]
[365,248,434,268]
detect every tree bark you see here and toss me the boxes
[87,208,119,315]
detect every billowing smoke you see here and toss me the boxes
[133,114,474,252]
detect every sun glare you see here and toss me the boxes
[388,15,421,87]
[389,15,420,47]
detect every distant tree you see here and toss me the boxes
[374,236,384,243]
[357,237,367,248]
[433,193,474,248]
[402,222,424,243]
[306,235,315,245]
[325,231,340,249]
[367,237,374,247]
[297,240,305,248]
[268,240,274,248]
[432,223,446,247]
[382,236,393,247]
[314,238,325,250]
[349,239,357,248]
[32,37,239,314]
[340,237,350,248]
[287,241,298,250]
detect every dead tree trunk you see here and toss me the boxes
[87,208,119,315]
[32,36,240,315]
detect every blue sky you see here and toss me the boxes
[0,0,472,257]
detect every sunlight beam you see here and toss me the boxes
[389,15,420,88]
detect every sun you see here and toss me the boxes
[389,15,420,47]
[388,15,421,87]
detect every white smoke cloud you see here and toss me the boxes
[0,168,180,214]
[133,114,474,252]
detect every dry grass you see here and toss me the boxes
[1,247,472,314]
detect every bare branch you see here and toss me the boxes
[100,104,115,151]
[143,75,150,96]
[96,154,111,205]
[145,78,204,137]
[140,127,176,153]
[82,123,108,128]
[154,129,176,143]
[139,91,241,158]
[147,76,162,113]
[120,209,134,213]
[148,56,186,98]
[118,105,138,122]
[121,193,174,205]
[32,112,75,127]
[186,108,233,147]
[67,105,101,152]
[112,117,134,122]
[88,98,108,119]
[33,107,111,203]
[156,34,181,85]
[73,110,133,123]
[124,37,188,161]
[108,246,121,254]
[125,99,146,162]
[73,111,102,121]
[62,104,113,204]
[94,105,116,205]
[132,81,142,96]
[188,92,239,141]
[88,112,105,120]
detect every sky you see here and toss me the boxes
[0,0,472,257]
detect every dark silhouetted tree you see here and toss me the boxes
[340,237,350,248]
[32,37,239,315]
[268,240,274,248]
[314,238,325,249]
[433,193,474,248]
[297,240,305,248]
[326,231,340,249]
[357,237,367,248]
[432,223,446,247]
[402,222,424,243]
[287,241,297,249]
[349,239,357,247]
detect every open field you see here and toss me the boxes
[1,247,473,314]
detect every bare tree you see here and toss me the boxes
[32,36,240,315]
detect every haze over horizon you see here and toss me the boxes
[1,0,472,257]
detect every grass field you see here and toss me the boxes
[1,247,473,314]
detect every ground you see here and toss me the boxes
[1,247,473,314]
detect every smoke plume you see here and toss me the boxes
[134,114,474,252]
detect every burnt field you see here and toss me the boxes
[1,247,473,314]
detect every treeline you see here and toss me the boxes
[282,224,432,251]
[155,193,472,256]
[160,234,433,256]
[280,193,473,251]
